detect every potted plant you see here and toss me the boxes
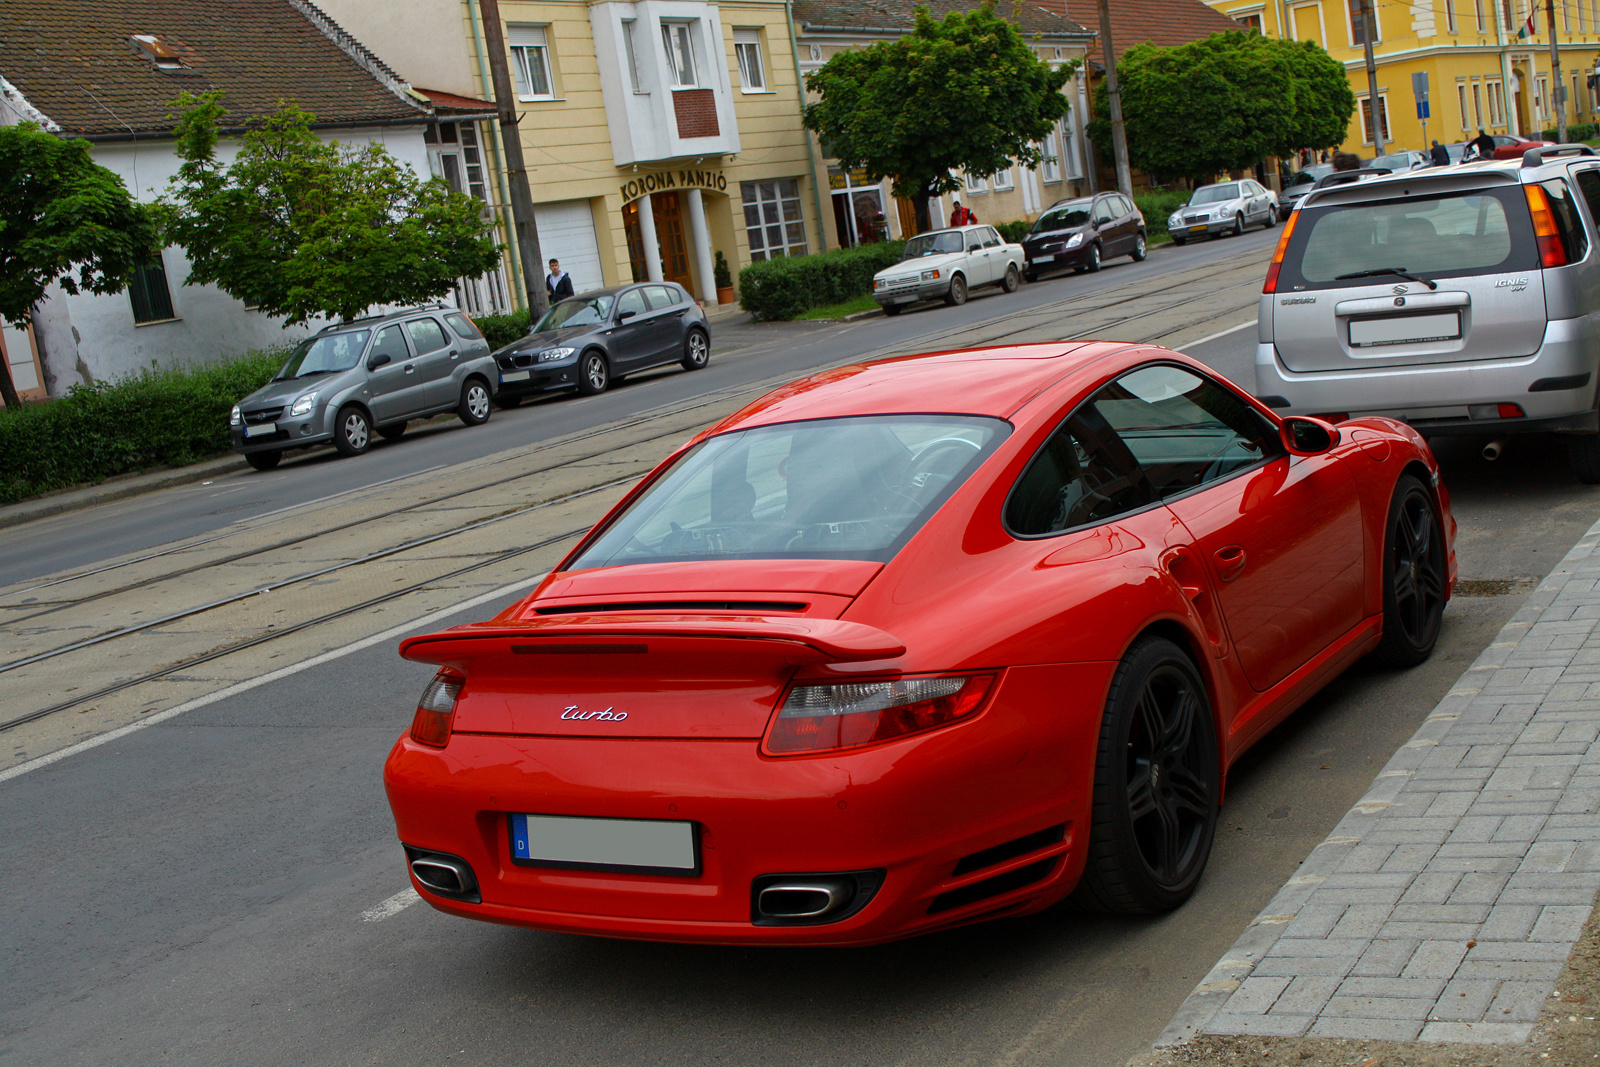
[713,250,735,305]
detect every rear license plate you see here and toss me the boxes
[244,423,275,437]
[501,370,530,382]
[1348,311,1462,347]
[509,813,699,875]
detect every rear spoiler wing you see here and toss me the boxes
[1523,143,1597,168]
[400,615,907,665]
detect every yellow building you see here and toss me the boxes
[1204,0,1600,155]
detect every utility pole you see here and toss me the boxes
[478,0,548,319]
[1359,0,1385,154]
[1096,0,1132,198]
[1548,0,1567,141]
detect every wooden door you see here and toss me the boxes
[896,196,919,237]
[651,192,694,292]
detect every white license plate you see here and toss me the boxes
[510,813,698,874]
[892,294,918,303]
[1349,311,1462,347]
[501,370,530,382]
[244,423,276,437]
[1031,255,1058,265]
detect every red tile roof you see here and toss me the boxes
[0,0,428,138]
[1047,0,1243,60]
[416,88,496,116]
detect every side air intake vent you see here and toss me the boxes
[536,601,808,615]
[928,859,1055,915]
[951,824,1066,876]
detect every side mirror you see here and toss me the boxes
[1280,415,1341,456]
[367,353,391,371]
[618,309,637,321]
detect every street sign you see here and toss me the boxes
[1417,100,1431,119]
[1412,71,1430,99]
[1556,84,1569,106]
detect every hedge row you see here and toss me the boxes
[738,240,906,321]
[0,348,289,504]
[1539,122,1600,143]
[473,308,534,351]
[1135,191,1193,241]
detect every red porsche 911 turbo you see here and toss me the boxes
[384,341,1455,945]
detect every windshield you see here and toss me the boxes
[275,330,371,379]
[1190,184,1240,205]
[1288,166,1333,188]
[1032,204,1092,232]
[902,232,965,258]
[535,295,615,332]
[568,415,1010,568]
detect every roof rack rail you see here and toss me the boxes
[1522,143,1597,168]
[1310,166,1391,190]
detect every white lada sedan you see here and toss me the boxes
[872,225,1025,315]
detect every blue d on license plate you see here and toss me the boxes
[509,813,698,875]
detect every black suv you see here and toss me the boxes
[1022,193,1147,280]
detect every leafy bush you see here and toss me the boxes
[738,241,906,321]
[474,308,532,351]
[1135,190,1193,240]
[1539,122,1600,143]
[995,219,1031,244]
[0,347,288,504]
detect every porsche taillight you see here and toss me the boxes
[763,674,995,755]
[1262,209,1298,293]
[1525,184,1569,267]
[410,668,464,747]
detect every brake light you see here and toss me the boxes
[1262,209,1299,293]
[410,668,464,747]
[1525,185,1569,267]
[764,674,995,755]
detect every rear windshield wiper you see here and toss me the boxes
[1334,267,1438,290]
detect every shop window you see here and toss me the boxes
[662,21,699,88]
[129,252,176,324]
[828,167,887,248]
[742,179,808,261]
[509,25,555,100]
[734,28,766,91]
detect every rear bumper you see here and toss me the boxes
[1256,317,1600,433]
[382,662,1107,945]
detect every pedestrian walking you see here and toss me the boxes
[1430,139,1450,166]
[1467,127,1497,161]
[950,200,977,226]
[546,258,574,302]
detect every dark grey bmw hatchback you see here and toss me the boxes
[492,281,711,406]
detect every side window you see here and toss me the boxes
[617,288,649,317]
[1119,195,1138,216]
[369,325,411,366]
[1089,364,1283,497]
[444,312,482,340]
[1574,169,1600,232]
[981,227,1002,248]
[1093,199,1114,224]
[643,285,678,310]
[1005,404,1156,536]
[1541,178,1589,262]
[405,317,450,354]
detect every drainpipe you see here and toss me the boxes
[787,1,830,250]
[466,0,527,310]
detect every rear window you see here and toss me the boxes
[568,415,1010,568]
[444,312,481,340]
[1278,186,1538,290]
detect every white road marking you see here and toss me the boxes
[0,572,547,785]
[361,887,421,922]
[1179,318,1258,351]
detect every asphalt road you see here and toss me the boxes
[5,228,1599,1066]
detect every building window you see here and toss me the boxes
[1537,75,1549,120]
[1458,82,1471,129]
[991,167,1014,191]
[1038,138,1061,183]
[425,120,488,201]
[508,25,555,100]
[1347,0,1379,45]
[1475,0,1485,32]
[964,171,988,194]
[1357,94,1390,145]
[129,252,176,324]
[1290,3,1322,46]
[1472,82,1484,128]
[1502,0,1514,32]
[734,28,766,91]
[742,179,808,260]
[623,19,645,92]
[1235,11,1263,32]
[662,21,699,87]
[1445,0,1457,32]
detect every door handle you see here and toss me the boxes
[404,364,416,374]
[1213,545,1247,582]
[449,349,460,360]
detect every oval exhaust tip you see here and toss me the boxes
[757,882,848,919]
[410,857,467,895]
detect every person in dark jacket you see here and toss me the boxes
[1430,139,1450,166]
[546,259,574,301]
[1467,128,1497,161]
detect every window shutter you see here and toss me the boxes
[733,28,759,46]
[507,24,547,48]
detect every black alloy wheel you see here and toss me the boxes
[377,423,406,442]
[576,350,610,396]
[458,378,491,425]
[1001,264,1020,293]
[1374,474,1447,667]
[333,405,371,456]
[681,328,710,370]
[1131,233,1148,261]
[944,274,968,306]
[1075,636,1219,914]
[245,450,281,472]
[1085,243,1102,272]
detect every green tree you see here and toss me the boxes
[159,93,501,325]
[0,124,156,407]
[1089,31,1353,183]
[803,2,1074,234]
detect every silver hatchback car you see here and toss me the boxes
[1257,145,1600,481]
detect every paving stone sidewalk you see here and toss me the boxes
[1159,515,1600,1048]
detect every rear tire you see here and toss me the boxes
[1075,636,1219,914]
[377,423,406,442]
[333,406,370,456]
[681,328,709,370]
[458,378,491,425]
[576,350,610,396]
[1131,233,1148,261]
[1569,434,1600,483]
[944,274,968,306]
[1001,264,1020,292]
[1373,475,1447,667]
[245,450,281,472]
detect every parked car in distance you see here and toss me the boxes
[491,282,710,406]
[1169,180,1279,243]
[1280,163,1335,211]
[872,225,1024,314]
[384,341,1454,945]
[1021,192,1146,281]
[1371,150,1429,173]
[230,305,497,471]
[1257,143,1600,481]
[1489,133,1556,160]
[1437,142,1470,164]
